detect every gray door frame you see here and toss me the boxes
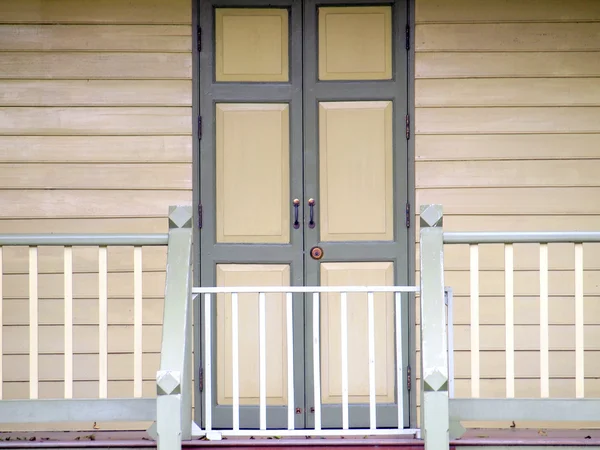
[301,0,410,429]
[193,0,414,430]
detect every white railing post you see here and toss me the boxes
[419,204,449,450]
[155,206,195,450]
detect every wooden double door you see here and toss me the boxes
[198,0,410,430]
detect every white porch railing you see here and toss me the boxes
[192,285,419,439]
[0,233,168,424]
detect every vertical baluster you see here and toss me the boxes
[204,293,212,431]
[470,244,480,398]
[64,247,73,399]
[394,292,403,427]
[286,292,294,430]
[575,243,584,398]
[505,244,515,398]
[340,292,349,430]
[367,292,376,430]
[133,247,143,398]
[29,247,38,400]
[539,243,549,398]
[98,246,108,399]
[231,292,240,431]
[0,248,2,400]
[259,292,267,430]
[312,292,322,431]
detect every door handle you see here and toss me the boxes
[308,198,315,229]
[293,199,300,229]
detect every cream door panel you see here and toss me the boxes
[216,264,290,406]
[318,101,393,241]
[318,6,392,80]
[319,262,395,404]
[216,103,290,243]
[215,8,289,82]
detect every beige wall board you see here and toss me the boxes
[0,136,192,163]
[416,23,600,52]
[439,269,600,296]
[0,0,191,24]
[416,0,600,23]
[3,297,164,326]
[415,134,600,161]
[415,52,600,78]
[3,324,162,355]
[415,324,600,352]
[2,246,167,275]
[0,25,191,52]
[2,271,166,299]
[0,218,168,234]
[416,78,600,107]
[0,53,192,80]
[0,190,191,219]
[416,242,600,271]
[3,353,160,382]
[416,107,600,134]
[0,80,192,107]
[415,296,600,326]
[0,107,191,136]
[414,215,600,235]
[416,187,600,215]
[416,160,600,189]
[1,380,156,401]
[0,163,191,190]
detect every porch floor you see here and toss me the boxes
[0,430,600,448]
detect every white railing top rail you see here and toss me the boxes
[444,231,600,244]
[0,233,168,246]
[193,285,419,294]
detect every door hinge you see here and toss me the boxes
[197,116,202,140]
[405,114,410,140]
[197,26,202,52]
[405,24,410,51]
[405,202,410,228]
[198,366,204,392]
[407,365,412,391]
[198,203,203,229]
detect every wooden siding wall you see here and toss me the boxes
[414,0,600,429]
[0,0,192,431]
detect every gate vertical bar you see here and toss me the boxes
[419,205,449,450]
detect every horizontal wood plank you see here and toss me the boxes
[0,190,191,218]
[416,52,600,78]
[416,78,600,107]
[1,246,167,275]
[416,23,600,52]
[417,187,600,215]
[4,297,164,326]
[416,0,600,23]
[0,80,192,107]
[0,53,191,79]
[0,0,190,24]
[416,107,600,134]
[4,324,162,354]
[3,353,160,382]
[0,218,168,234]
[416,160,600,188]
[0,163,191,190]
[0,107,191,136]
[1,380,156,401]
[0,136,191,163]
[415,134,600,161]
[0,25,191,52]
